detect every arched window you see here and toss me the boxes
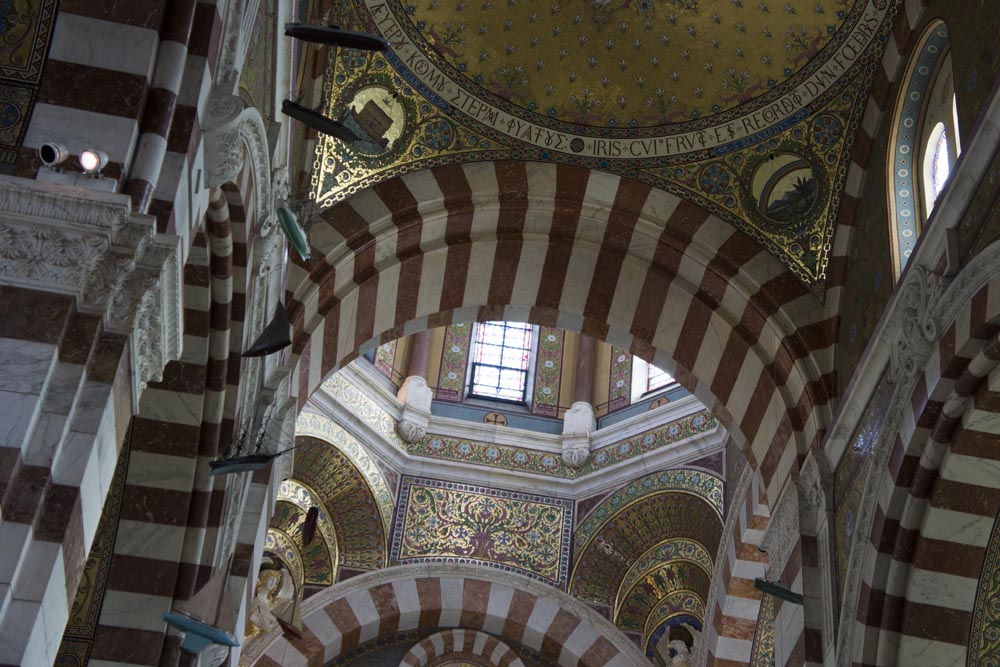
[468,321,535,402]
[888,21,960,279]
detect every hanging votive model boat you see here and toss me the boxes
[208,413,297,477]
[284,23,389,51]
[243,302,292,357]
[162,560,240,653]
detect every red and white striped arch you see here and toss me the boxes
[246,564,650,667]
[401,629,527,667]
[848,257,1000,667]
[286,161,836,508]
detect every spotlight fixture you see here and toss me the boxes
[79,149,108,175]
[284,23,390,51]
[38,142,68,169]
[281,100,359,143]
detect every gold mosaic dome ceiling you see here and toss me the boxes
[399,0,854,128]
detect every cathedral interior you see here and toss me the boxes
[2,0,1000,666]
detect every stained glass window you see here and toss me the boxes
[930,124,950,202]
[631,357,675,399]
[469,321,533,401]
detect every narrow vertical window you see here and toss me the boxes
[930,125,950,202]
[469,322,533,401]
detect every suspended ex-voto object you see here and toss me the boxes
[243,302,292,357]
[162,561,240,653]
[284,23,390,51]
[274,207,311,262]
[208,412,297,477]
[281,100,359,144]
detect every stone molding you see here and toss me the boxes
[0,176,182,407]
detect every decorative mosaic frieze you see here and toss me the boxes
[749,594,776,667]
[969,508,1000,666]
[319,373,407,451]
[532,327,564,417]
[417,410,717,479]
[390,477,574,587]
[436,323,473,400]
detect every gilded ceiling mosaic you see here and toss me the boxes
[309,0,899,287]
[570,490,723,605]
[0,0,57,165]
[616,560,712,633]
[643,591,705,655]
[292,431,393,569]
[616,538,713,616]
[270,498,338,586]
[968,508,1000,667]
[390,477,574,586]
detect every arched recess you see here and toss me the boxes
[568,469,722,650]
[888,21,960,279]
[243,563,651,667]
[841,243,1000,666]
[400,629,526,667]
[285,161,834,507]
[291,412,395,571]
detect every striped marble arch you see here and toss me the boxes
[284,161,837,512]
[848,258,1000,667]
[400,629,527,667]
[244,563,650,667]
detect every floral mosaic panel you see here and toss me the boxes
[390,477,574,587]
[532,327,564,416]
[608,347,632,411]
[237,0,275,116]
[969,507,1000,666]
[436,323,473,400]
[415,410,718,478]
[374,339,398,381]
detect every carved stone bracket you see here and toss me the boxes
[396,376,432,443]
[561,402,596,468]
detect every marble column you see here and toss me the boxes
[573,333,596,405]
[407,329,433,381]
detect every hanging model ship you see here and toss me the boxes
[162,560,240,653]
[208,412,297,477]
